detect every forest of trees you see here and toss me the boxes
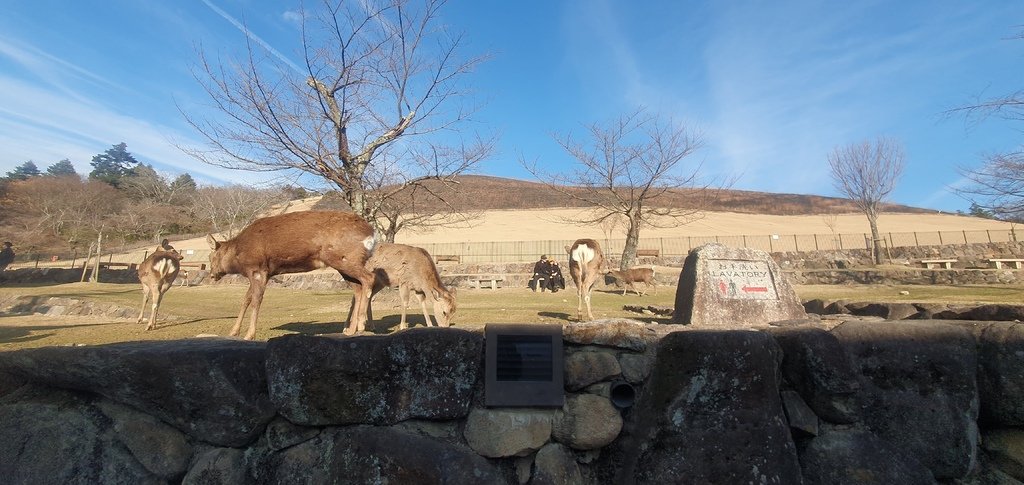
[0,143,295,259]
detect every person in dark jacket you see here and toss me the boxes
[547,260,566,292]
[529,255,551,292]
[0,242,14,272]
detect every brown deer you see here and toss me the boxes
[207,211,377,340]
[136,244,184,330]
[567,239,605,321]
[365,243,456,330]
[606,267,657,296]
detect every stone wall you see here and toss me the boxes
[1,319,1022,484]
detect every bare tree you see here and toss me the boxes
[189,185,288,237]
[181,0,490,238]
[947,29,1024,221]
[524,110,715,270]
[827,136,905,264]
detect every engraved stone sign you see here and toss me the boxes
[672,243,806,326]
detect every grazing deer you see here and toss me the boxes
[607,267,657,296]
[365,243,456,330]
[136,245,184,330]
[567,239,605,321]
[207,211,377,340]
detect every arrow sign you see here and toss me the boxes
[742,286,768,293]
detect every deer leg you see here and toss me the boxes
[147,286,166,331]
[229,282,255,337]
[243,275,268,341]
[413,290,433,327]
[137,284,151,324]
[340,265,375,336]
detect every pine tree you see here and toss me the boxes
[88,142,140,188]
[5,161,41,181]
[46,159,78,177]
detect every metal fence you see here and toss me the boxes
[15,228,1021,268]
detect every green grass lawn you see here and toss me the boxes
[1,281,1021,350]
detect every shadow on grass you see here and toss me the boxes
[0,323,110,344]
[538,311,573,321]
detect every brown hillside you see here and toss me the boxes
[315,175,935,215]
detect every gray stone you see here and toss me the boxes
[832,320,979,479]
[562,319,656,351]
[845,302,919,320]
[552,393,622,450]
[613,330,802,484]
[564,350,621,391]
[532,442,584,485]
[263,425,508,483]
[97,399,193,480]
[672,243,807,325]
[799,428,936,485]
[464,407,553,458]
[618,352,654,384]
[0,386,162,484]
[982,429,1024,482]
[0,339,274,447]
[781,390,818,437]
[965,322,1024,426]
[266,328,481,426]
[182,448,248,485]
[263,417,320,451]
[767,326,860,424]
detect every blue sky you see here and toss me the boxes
[0,0,1020,212]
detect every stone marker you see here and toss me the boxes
[672,243,806,325]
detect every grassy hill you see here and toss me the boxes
[314,175,935,215]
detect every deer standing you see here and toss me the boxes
[365,243,456,330]
[567,239,605,321]
[207,211,377,340]
[607,267,657,296]
[136,244,184,330]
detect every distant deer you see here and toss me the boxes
[607,267,657,296]
[567,239,605,321]
[207,211,377,340]
[365,243,456,330]
[136,243,184,330]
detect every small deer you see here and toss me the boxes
[567,239,605,321]
[207,211,377,340]
[607,267,657,296]
[366,243,456,330]
[136,244,184,330]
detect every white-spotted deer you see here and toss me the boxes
[207,211,377,340]
[365,243,456,330]
[607,267,657,296]
[567,239,605,321]
[136,244,184,330]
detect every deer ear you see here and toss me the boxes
[431,288,441,300]
[206,234,220,250]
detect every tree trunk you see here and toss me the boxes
[867,212,882,265]
[621,215,642,271]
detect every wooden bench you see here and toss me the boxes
[471,275,505,289]
[989,258,1024,270]
[636,249,660,258]
[920,258,957,269]
[98,262,137,270]
[435,254,461,263]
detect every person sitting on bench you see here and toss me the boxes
[529,255,552,292]
[547,260,566,293]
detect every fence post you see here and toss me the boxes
[769,236,773,252]
[814,234,819,251]
[888,233,894,250]
[687,236,692,251]
[34,256,39,268]
[70,250,77,269]
[742,235,747,248]
[793,234,799,252]
[938,231,943,245]
[839,233,844,250]
[914,232,919,247]
[963,230,968,244]
[987,230,992,243]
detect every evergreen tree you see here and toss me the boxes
[88,142,140,188]
[5,161,41,181]
[968,202,995,219]
[169,173,198,194]
[46,159,78,177]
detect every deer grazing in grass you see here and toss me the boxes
[207,211,377,340]
[567,239,605,321]
[365,243,456,330]
[136,241,184,330]
[607,267,657,296]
